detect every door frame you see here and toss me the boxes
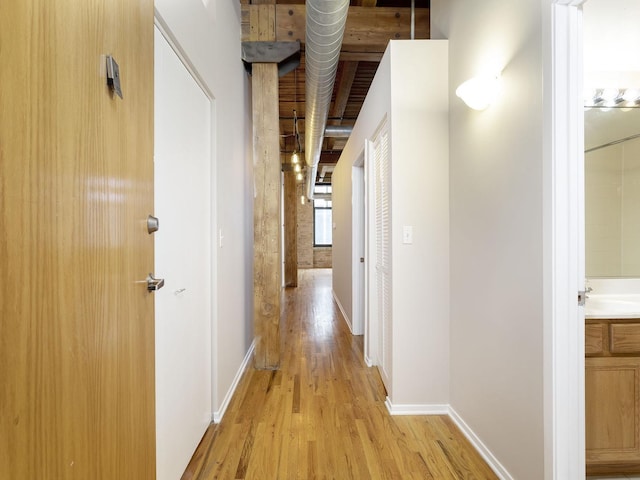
[352,153,366,337]
[364,138,378,367]
[544,1,586,478]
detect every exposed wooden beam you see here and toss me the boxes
[339,51,384,62]
[283,165,298,288]
[250,3,281,370]
[331,62,358,120]
[327,61,358,151]
[242,5,429,52]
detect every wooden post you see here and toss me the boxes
[251,2,281,369]
[284,165,298,287]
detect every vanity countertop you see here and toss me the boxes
[585,294,640,319]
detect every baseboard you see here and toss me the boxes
[383,400,512,479]
[384,397,449,415]
[448,406,513,480]
[332,289,354,334]
[212,340,255,423]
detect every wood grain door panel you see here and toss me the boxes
[586,357,640,464]
[0,0,155,478]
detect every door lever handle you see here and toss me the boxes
[147,273,165,292]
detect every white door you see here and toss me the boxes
[154,26,214,480]
[372,124,392,392]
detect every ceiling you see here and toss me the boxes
[241,0,431,185]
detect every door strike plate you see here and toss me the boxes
[578,290,586,306]
[106,55,123,99]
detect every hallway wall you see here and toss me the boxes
[154,0,254,415]
[432,1,545,478]
[333,40,450,407]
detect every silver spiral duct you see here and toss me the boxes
[304,0,349,198]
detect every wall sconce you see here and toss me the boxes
[291,151,299,164]
[294,164,301,173]
[456,74,502,110]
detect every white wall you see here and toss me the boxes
[388,42,449,407]
[333,40,449,408]
[154,0,253,416]
[333,50,391,331]
[432,1,545,478]
[331,154,354,328]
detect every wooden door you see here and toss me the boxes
[586,357,640,465]
[0,0,155,478]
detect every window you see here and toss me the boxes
[313,184,332,246]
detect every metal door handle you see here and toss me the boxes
[147,273,165,291]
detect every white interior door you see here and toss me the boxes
[154,26,213,480]
[372,124,392,392]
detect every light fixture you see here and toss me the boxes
[623,88,640,103]
[291,108,302,165]
[294,164,301,173]
[584,87,640,108]
[455,74,501,111]
[300,195,305,205]
[296,172,303,181]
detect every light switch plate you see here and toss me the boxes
[402,225,413,244]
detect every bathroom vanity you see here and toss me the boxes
[586,317,640,475]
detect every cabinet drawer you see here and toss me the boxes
[586,324,605,355]
[610,323,640,354]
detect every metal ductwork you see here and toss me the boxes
[304,0,349,198]
[324,124,352,138]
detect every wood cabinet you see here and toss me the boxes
[586,320,640,475]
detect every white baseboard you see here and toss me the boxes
[332,289,354,334]
[448,406,513,480]
[212,340,255,423]
[384,397,449,415]
[383,399,512,479]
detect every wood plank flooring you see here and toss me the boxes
[183,269,498,479]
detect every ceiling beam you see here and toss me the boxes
[326,61,358,151]
[353,0,378,6]
[339,51,384,62]
[242,5,429,52]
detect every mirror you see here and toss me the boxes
[585,107,640,277]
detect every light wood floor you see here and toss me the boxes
[183,269,498,480]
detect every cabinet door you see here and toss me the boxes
[586,357,640,464]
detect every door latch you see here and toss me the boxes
[578,290,586,306]
[147,274,165,292]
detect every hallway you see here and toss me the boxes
[184,269,497,479]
